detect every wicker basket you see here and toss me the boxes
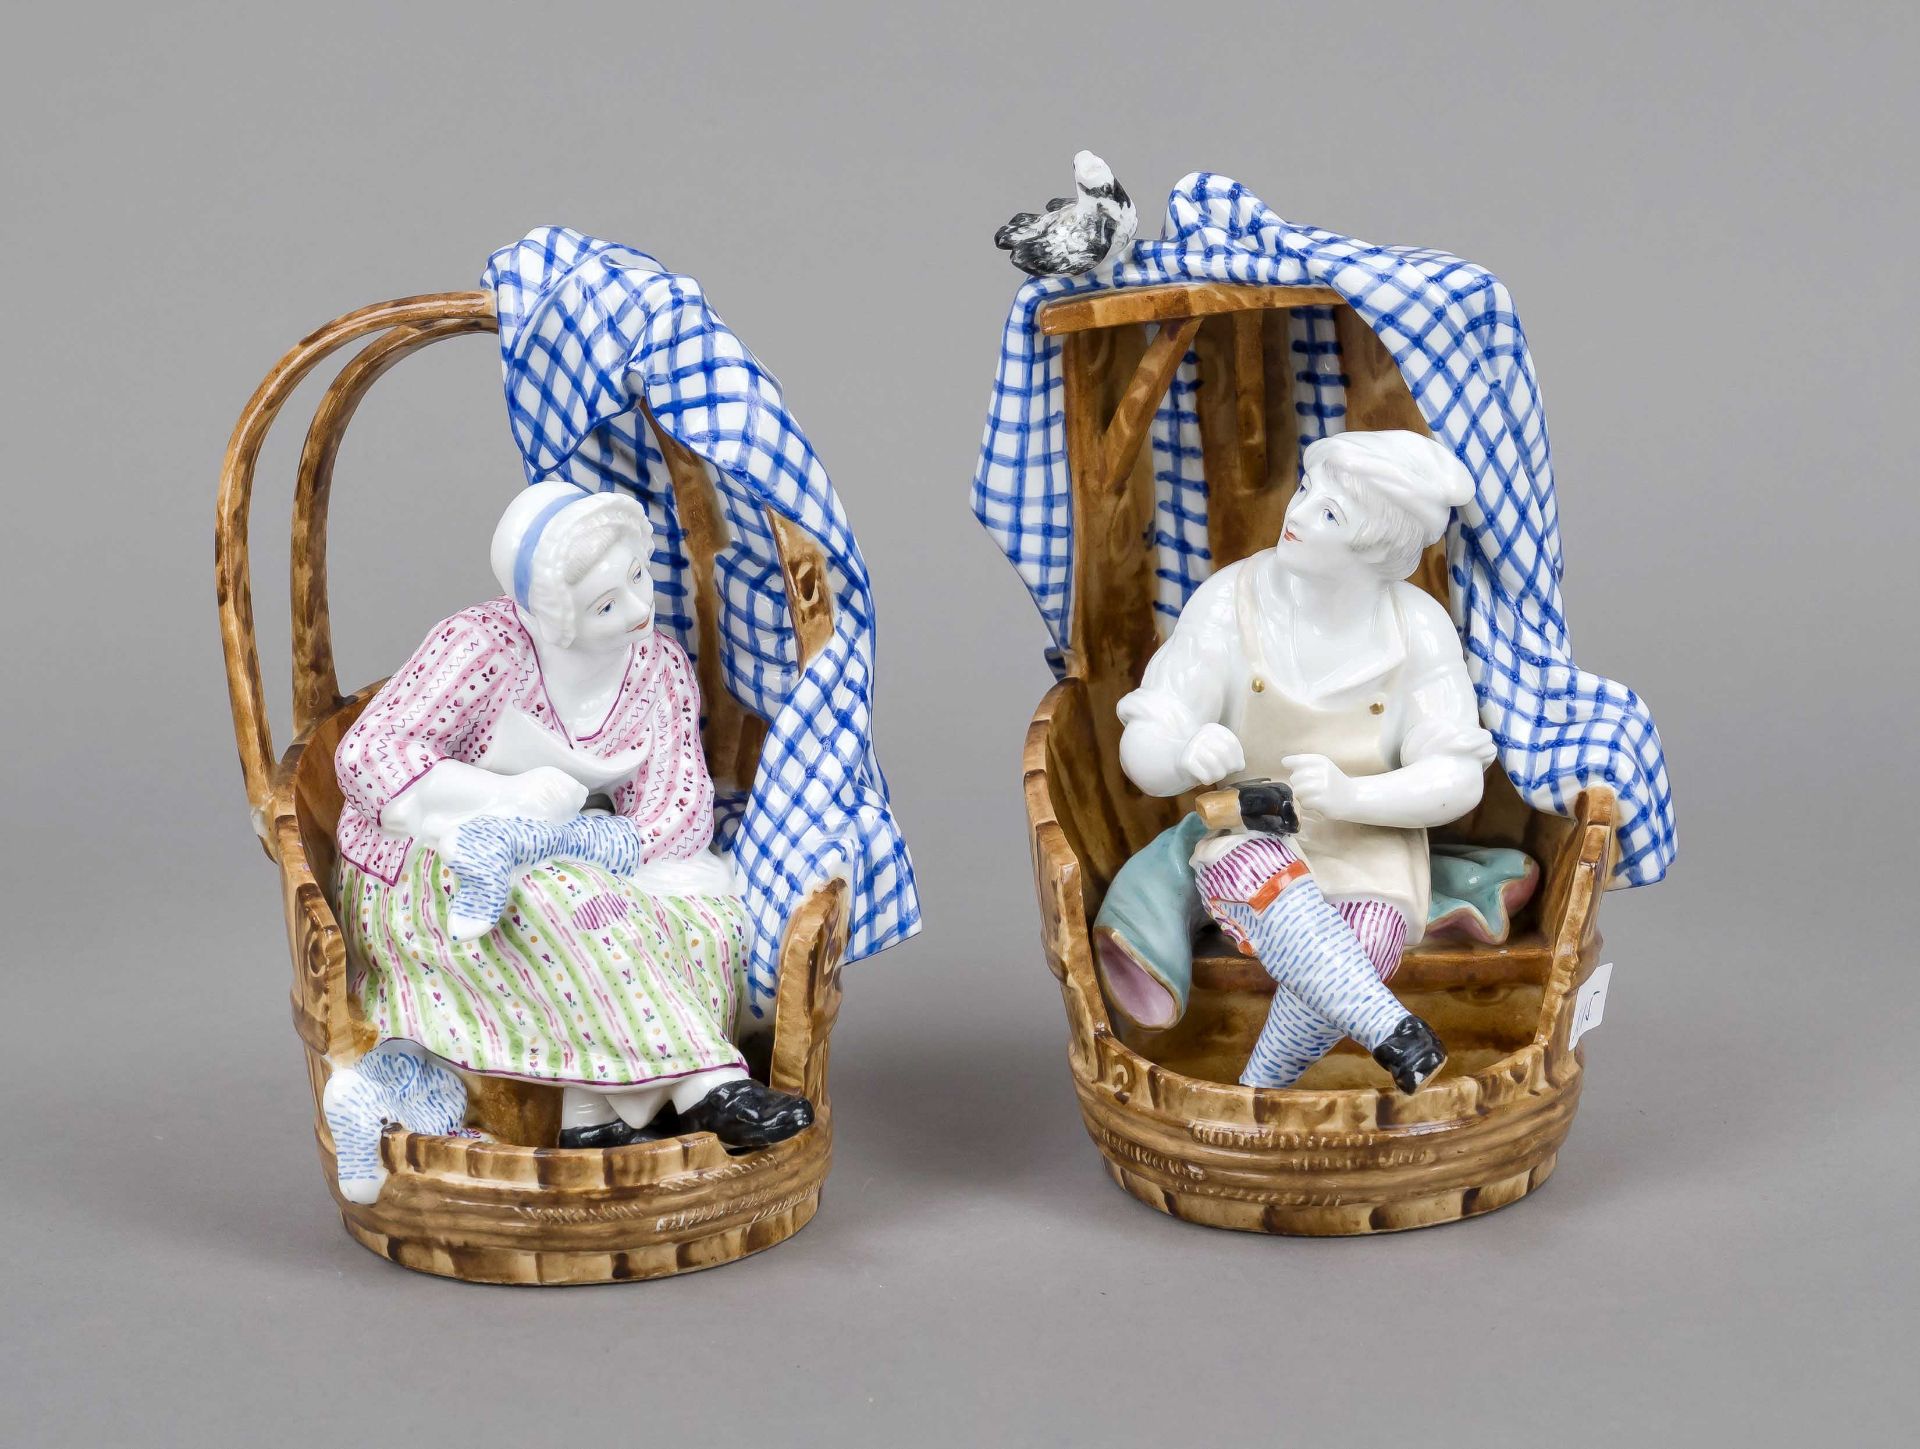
[217,292,848,1283]
[1019,283,1613,1234]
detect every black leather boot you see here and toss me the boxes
[678,1080,815,1151]
[1236,778,1300,836]
[1372,1016,1446,1094]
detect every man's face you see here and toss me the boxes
[1278,466,1364,580]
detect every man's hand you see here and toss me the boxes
[1281,753,1355,822]
[1180,723,1246,786]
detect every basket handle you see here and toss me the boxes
[290,314,496,734]
[219,287,840,852]
[217,292,497,848]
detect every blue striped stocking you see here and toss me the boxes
[445,813,643,941]
[1197,837,1411,1089]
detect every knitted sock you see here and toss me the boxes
[321,1040,468,1204]
[445,813,644,941]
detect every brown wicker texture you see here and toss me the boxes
[1023,283,1613,1234]
[218,292,849,1283]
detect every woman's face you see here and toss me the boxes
[559,542,655,653]
[1279,466,1367,580]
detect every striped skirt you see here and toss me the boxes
[337,848,750,1088]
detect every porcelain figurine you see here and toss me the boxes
[995,150,1138,277]
[1107,430,1493,1091]
[221,227,918,1279]
[979,167,1674,1233]
[332,480,814,1160]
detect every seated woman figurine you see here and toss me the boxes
[1113,431,1496,1094]
[333,480,814,1151]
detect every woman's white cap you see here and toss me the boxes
[487,483,591,602]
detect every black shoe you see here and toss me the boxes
[557,1104,689,1148]
[557,1119,642,1150]
[1372,1016,1446,1094]
[678,1079,815,1151]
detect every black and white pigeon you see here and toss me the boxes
[994,150,1137,278]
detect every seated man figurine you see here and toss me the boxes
[332,480,814,1151]
[1111,430,1496,1093]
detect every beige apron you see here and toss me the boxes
[1212,566,1430,941]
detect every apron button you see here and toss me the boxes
[1251,677,1266,693]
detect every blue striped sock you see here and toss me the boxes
[445,814,643,940]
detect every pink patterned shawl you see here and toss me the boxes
[335,597,714,885]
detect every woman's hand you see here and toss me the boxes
[500,766,589,823]
[1281,753,1355,822]
[380,761,588,857]
[1180,723,1246,786]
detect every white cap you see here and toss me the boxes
[489,481,652,608]
[1305,430,1472,540]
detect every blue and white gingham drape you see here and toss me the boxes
[484,228,920,1014]
[972,173,1675,887]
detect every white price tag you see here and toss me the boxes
[1568,961,1613,1049]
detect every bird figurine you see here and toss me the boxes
[994,150,1138,278]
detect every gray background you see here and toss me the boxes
[3,1,1914,1444]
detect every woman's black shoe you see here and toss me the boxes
[1372,1016,1446,1094]
[557,1119,641,1149]
[678,1080,815,1151]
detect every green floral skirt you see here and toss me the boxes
[338,848,750,1088]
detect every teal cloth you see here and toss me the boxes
[1427,844,1537,943]
[1093,821,1537,1030]
[1091,813,1211,1029]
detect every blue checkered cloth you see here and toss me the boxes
[484,228,920,1015]
[972,173,1675,887]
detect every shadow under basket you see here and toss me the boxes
[218,292,849,1283]
[1016,281,1614,1236]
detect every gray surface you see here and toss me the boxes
[3,2,1915,1444]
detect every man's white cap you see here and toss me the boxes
[1306,430,1473,540]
